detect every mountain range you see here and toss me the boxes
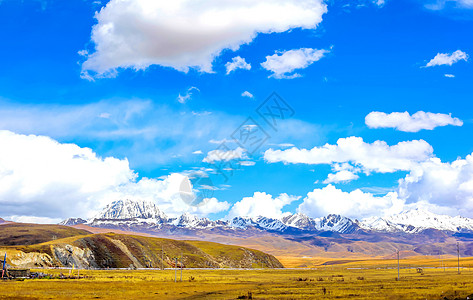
[60,199,473,235]
[58,199,473,258]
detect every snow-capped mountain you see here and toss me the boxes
[314,214,360,233]
[92,199,168,221]
[360,208,473,233]
[282,213,317,230]
[280,213,359,233]
[229,216,288,231]
[175,213,218,229]
[60,199,473,236]
[59,218,87,226]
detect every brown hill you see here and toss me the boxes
[2,232,282,269]
[0,223,282,269]
[0,223,91,246]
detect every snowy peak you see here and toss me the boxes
[314,214,359,234]
[280,213,359,233]
[176,213,216,228]
[281,213,317,230]
[360,209,473,233]
[229,216,287,231]
[93,199,167,221]
[58,218,87,226]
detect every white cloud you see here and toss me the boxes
[445,74,455,78]
[80,0,327,78]
[301,150,473,219]
[0,99,321,168]
[0,130,135,219]
[261,48,329,79]
[7,215,62,225]
[240,161,256,167]
[264,137,433,173]
[227,192,300,219]
[365,111,463,132]
[374,0,385,6]
[192,197,231,216]
[425,50,468,67]
[298,185,403,219]
[241,91,254,98]
[398,155,473,217]
[192,150,203,155]
[323,170,359,184]
[226,56,251,74]
[0,131,229,220]
[203,147,247,163]
[177,87,200,104]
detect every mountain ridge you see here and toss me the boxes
[64,199,473,236]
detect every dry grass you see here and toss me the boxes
[0,223,90,246]
[1,258,473,299]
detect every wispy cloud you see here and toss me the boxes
[241,91,254,98]
[177,87,200,104]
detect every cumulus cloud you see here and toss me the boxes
[261,48,329,79]
[0,131,229,222]
[225,56,251,74]
[365,111,463,132]
[241,91,254,98]
[398,155,473,217]
[298,185,403,219]
[0,130,134,220]
[264,137,433,174]
[445,74,455,78]
[323,170,359,184]
[80,0,327,78]
[203,147,247,163]
[227,192,300,219]
[425,50,468,67]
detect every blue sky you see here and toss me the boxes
[0,0,472,223]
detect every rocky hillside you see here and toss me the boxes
[0,229,282,269]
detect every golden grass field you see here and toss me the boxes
[1,257,473,299]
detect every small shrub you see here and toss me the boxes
[356,276,365,280]
[237,291,253,299]
[296,277,309,281]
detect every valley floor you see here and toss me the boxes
[2,258,473,299]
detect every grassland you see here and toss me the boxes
[2,257,473,299]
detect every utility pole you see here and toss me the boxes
[174,257,179,282]
[397,250,400,281]
[457,242,460,274]
[439,250,445,272]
